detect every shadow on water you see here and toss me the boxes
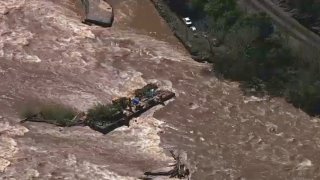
[106,0,179,44]
[165,0,204,20]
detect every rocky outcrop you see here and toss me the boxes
[80,0,114,27]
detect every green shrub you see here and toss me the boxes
[112,97,131,109]
[21,107,39,120]
[41,104,75,121]
[21,103,77,126]
[87,103,124,125]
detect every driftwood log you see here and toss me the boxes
[143,150,190,179]
[21,111,87,127]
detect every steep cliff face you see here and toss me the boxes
[1,0,320,179]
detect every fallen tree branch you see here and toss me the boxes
[143,150,190,179]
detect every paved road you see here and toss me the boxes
[247,0,320,49]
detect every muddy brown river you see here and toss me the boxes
[107,0,181,44]
[1,0,320,179]
[108,0,320,179]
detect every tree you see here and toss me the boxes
[233,13,274,39]
[204,0,237,18]
[191,0,208,9]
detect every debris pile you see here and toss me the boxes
[21,84,175,134]
[142,150,191,179]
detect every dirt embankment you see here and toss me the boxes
[1,0,320,180]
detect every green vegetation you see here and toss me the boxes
[112,97,131,109]
[86,103,124,127]
[20,84,175,134]
[189,0,320,115]
[21,106,38,120]
[290,0,320,13]
[22,103,77,126]
[281,0,320,34]
[21,84,162,127]
[41,104,76,126]
[286,0,320,27]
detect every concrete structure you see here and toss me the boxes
[80,0,114,27]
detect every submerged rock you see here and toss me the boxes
[80,0,114,27]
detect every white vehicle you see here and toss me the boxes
[190,26,196,31]
[182,17,192,26]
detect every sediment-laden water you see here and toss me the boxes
[110,1,320,179]
[1,0,320,179]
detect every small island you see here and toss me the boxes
[21,84,175,134]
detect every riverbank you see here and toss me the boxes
[151,0,320,116]
[150,0,213,62]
